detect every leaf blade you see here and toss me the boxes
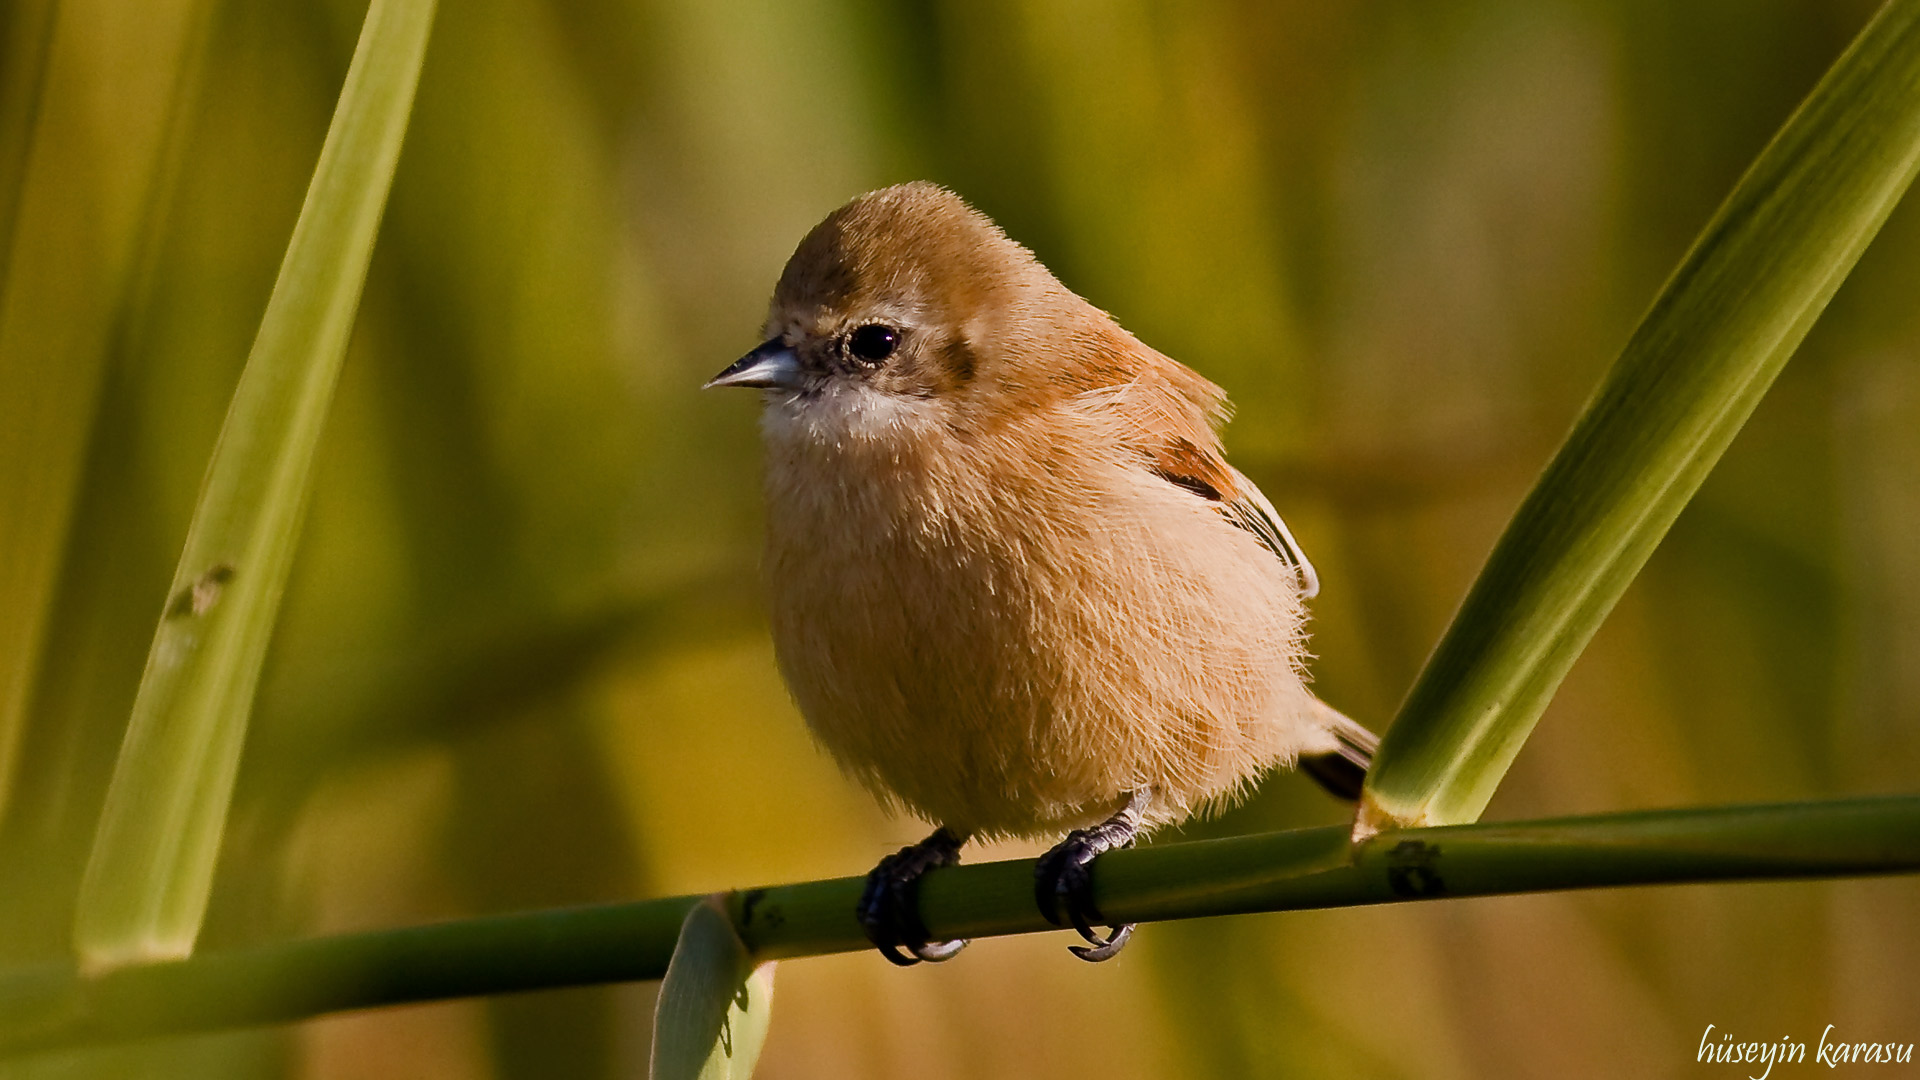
[0,0,214,826]
[71,0,438,969]
[651,897,776,1080]
[1359,0,1920,831]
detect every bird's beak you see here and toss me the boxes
[705,339,804,390]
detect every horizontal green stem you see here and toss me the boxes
[0,794,1913,1057]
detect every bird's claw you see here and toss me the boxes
[1068,923,1133,962]
[1035,813,1141,963]
[858,828,969,966]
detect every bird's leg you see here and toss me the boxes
[1034,789,1150,962]
[857,826,971,966]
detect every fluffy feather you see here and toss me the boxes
[748,181,1341,839]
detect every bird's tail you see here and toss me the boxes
[1298,699,1379,803]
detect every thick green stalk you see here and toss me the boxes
[0,795,1911,1057]
[1358,0,1920,831]
[70,0,437,969]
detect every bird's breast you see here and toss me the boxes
[755,392,1310,836]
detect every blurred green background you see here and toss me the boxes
[2,0,1917,1076]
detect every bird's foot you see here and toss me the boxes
[1035,791,1149,962]
[858,827,969,966]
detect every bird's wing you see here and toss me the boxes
[1219,465,1319,598]
[1072,346,1320,597]
[1143,441,1320,598]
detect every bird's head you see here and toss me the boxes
[706,183,1091,421]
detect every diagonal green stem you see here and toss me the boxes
[0,794,1912,1058]
[1358,0,1920,832]
[0,0,216,828]
[70,0,437,970]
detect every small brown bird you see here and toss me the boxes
[707,182,1374,964]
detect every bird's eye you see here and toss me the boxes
[846,324,900,365]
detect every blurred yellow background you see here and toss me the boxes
[1,0,1916,1077]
